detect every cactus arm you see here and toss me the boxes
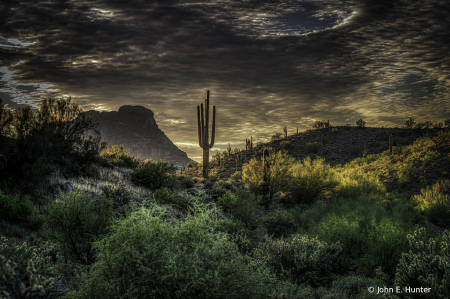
[200,103,205,148]
[205,95,209,149]
[209,106,215,148]
[197,105,202,147]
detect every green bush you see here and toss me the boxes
[216,191,239,212]
[222,189,263,230]
[262,211,298,239]
[231,171,243,181]
[375,226,450,299]
[211,218,259,255]
[301,196,419,280]
[305,142,322,154]
[99,182,134,209]
[99,144,139,169]
[331,128,338,134]
[63,200,279,299]
[252,233,344,289]
[152,187,179,205]
[410,181,450,228]
[41,191,115,265]
[177,175,195,189]
[0,190,43,229]
[285,156,339,206]
[187,161,200,169]
[242,150,295,205]
[280,140,291,150]
[130,159,177,190]
[0,235,69,299]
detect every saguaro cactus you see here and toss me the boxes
[284,126,287,138]
[197,90,216,178]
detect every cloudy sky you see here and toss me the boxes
[1,0,449,162]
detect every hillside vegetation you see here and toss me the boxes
[1,98,450,299]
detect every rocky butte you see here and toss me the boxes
[82,105,193,169]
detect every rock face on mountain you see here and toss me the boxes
[82,106,193,169]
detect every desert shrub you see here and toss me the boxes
[271,133,283,142]
[65,160,100,179]
[131,159,177,190]
[280,140,291,150]
[313,120,331,129]
[285,156,339,206]
[152,187,179,206]
[231,171,243,181]
[348,145,360,156]
[177,175,195,189]
[375,226,450,299]
[0,98,101,195]
[305,142,321,154]
[211,218,259,255]
[203,180,215,189]
[0,235,69,299]
[216,191,238,212]
[396,162,414,185]
[99,182,134,209]
[252,233,344,289]
[0,189,43,229]
[100,144,139,169]
[410,181,450,228]
[262,211,298,239]
[41,191,115,265]
[242,150,295,205]
[331,128,338,134]
[356,119,366,128]
[223,189,263,230]
[300,195,422,280]
[187,160,200,169]
[63,200,279,299]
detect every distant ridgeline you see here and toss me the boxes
[82,106,193,169]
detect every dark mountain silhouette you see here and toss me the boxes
[82,105,193,168]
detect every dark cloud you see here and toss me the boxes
[0,0,449,161]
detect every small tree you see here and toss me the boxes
[242,149,295,206]
[356,119,366,128]
[405,118,416,129]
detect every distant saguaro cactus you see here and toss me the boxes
[227,143,231,156]
[284,126,287,138]
[197,90,216,178]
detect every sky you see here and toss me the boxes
[1,0,449,162]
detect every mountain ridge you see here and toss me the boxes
[82,105,193,169]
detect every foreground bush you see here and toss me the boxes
[0,235,69,299]
[242,150,294,205]
[42,191,115,266]
[0,189,43,229]
[0,97,101,195]
[376,226,450,299]
[410,179,450,228]
[293,194,433,280]
[216,189,263,230]
[63,197,280,299]
[131,159,178,190]
[252,233,344,289]
[285,156,339,206]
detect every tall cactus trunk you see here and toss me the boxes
[197,90,216,178]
